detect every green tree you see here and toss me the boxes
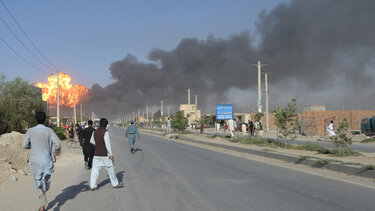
[330,118,352,156]
[171,111,188,131]
[254,112,264,122]
[273,98,299,146]
[152,110,162,127]
[0,74,46,135]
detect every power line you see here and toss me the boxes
[0,15,57,71]
[0,0,59,71]
[0,36,53,74]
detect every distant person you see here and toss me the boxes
[241,123,247,135]
[227,119,235,137]
[167,118,171,132]
[126,120,140,154]
[216,122,221,134]
[90,118,123,190]
[254,121,259,136]
[22,112,61,211]
[76,123,83,140]
[326,120,336,137]
[224,121,229,133]
[258,122,263,137]
[249,120,254,136]
[79,120,96,170]
[69,124,75,141]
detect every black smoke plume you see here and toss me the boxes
[84,0,375,119]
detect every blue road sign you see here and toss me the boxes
[216,104,234,120]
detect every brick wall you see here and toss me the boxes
[250,110,375,136]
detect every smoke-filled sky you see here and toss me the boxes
[1,0,374,119]
[84,0,375,118]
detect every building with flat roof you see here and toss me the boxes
[180,104,201,122]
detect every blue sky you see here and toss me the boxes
[0,0,286,88]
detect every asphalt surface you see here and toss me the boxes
[194,131,375,153]
[49,126,375,211]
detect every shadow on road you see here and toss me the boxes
[47,181,89,211]
[97,171,125,189]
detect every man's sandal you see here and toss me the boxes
[113,182,124,189]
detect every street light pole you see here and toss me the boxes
[73,97,76,124]
[56,72,60,127]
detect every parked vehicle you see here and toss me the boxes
[361,116,375,136]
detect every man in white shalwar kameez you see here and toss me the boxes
[89,118,123,190]
[227,119,235,137]
[326,120,336,137]
[22,112,61,211]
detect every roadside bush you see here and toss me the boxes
[171,111,189,131]
[330,118,354,156]
[361,138,375,143]
[53,127,66,140]
[208,134,222,138]
[331,148,360,157]
[300,143,331,154]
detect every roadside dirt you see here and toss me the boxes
[0,131,29,187]
[0,132,83,210]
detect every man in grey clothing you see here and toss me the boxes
[125,120,140,154]
[22,112,61,211]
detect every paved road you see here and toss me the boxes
[50,127,375,210]
[194,131,375,153]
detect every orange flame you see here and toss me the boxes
[36,72,88,108]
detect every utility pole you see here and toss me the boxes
[80,104,82,123]
[195,95,198,120]
[161,100,164,116]
[56,72,60,127]
[73,97,77,124]
[265,72,270,132]
[168,106,170,117]
[252,61,267,113]
[133,112,135,121]
[146,106,149,121]
[138,109,140,120]
[187,88,191,104]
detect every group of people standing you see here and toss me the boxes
[216,119,263,137]
[22,112,140,211]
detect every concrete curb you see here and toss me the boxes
[142,130,375,179]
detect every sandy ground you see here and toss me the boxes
[0,136,83,210]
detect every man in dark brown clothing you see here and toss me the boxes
[89,118,123,190]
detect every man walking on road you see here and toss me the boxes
[126,120,140,154]
[89,118,123,190]
[22,112,61,211]
[79,120,96,170]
